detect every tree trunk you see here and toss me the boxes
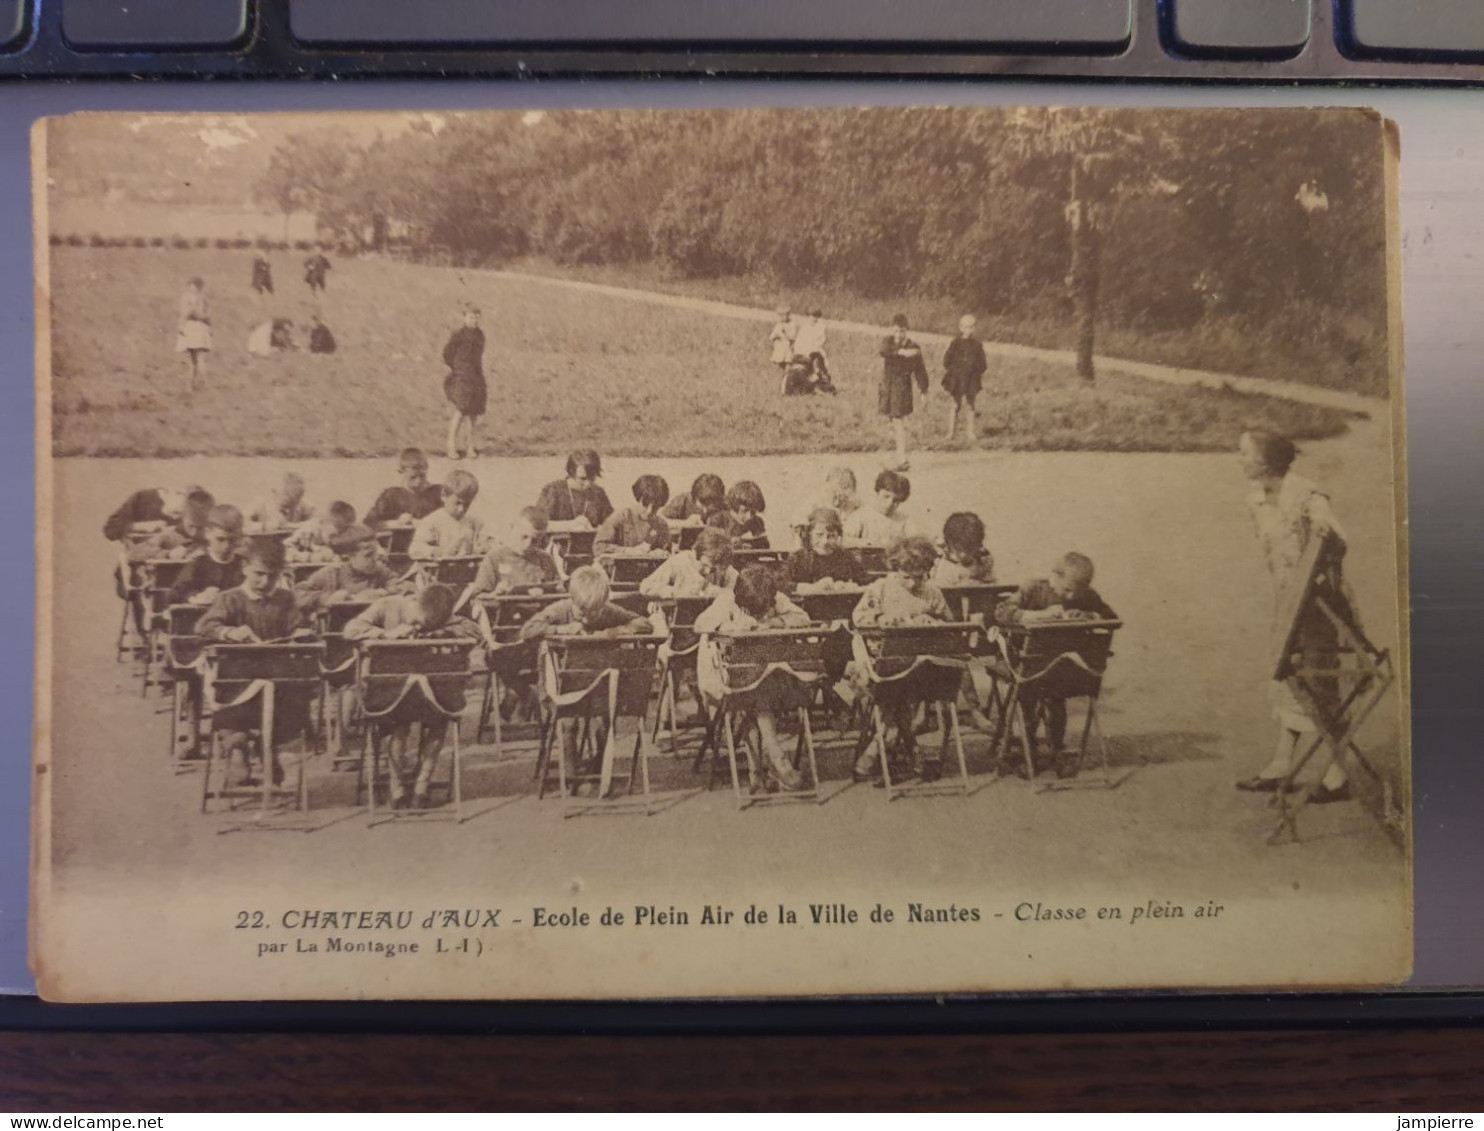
[1067,159,1101,385]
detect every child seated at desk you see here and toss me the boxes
[198,537,316,785]
[294,524,405,615]
[850,535,952,784]
[695,566,811,793]
[536,449,614,529]
[464,506,560,603]
[246,471,313,533]
[790,507,869,594]
[126,488,216,563]
[994,551,1117,772]
[594,474,671,556]
[791,466,860,548]
[639,527,737,599]
[410,469,486,559]
[662,472,726,527]
[344,583,482,810]
[365,448,443,530]
[104,485,193,543]
[843,469,913,548]
[708,480,769,549]
[519,566,655,641]
[285,500,356,560]
[170,505,245,605]
[931,512,996,586]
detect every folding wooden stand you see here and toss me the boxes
[474,592,563,751]
[161,604,207,772]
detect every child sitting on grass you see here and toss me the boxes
[931,512,996,586]
[695,565,812,794]
[410,469,485,559]
[344,583,482,809]
[843,469,913,548]
[170,504,245,605]
[709,480,769,549]
[365,448,443,530]
[850,535,953,784]
[198,537,316,786]
[995,551,1118,775]
[789,507,869,594]
[595,474,671,556]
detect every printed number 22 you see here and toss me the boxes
[236,911,266,929]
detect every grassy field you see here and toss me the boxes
[49,247,1356,459]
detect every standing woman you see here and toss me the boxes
[878,313,929,472]
[175,276,213,390]
[441,305,486,461]
[1235,429,1354,804]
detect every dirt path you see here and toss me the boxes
[487,268,1385,418]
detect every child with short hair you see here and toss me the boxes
[639,527,737,598]
[127,487,216,562]
[793,308,836,393]
[995,551,1118,774]
[709,480,769,548]
[247,472,313,533]
[695,565,812,793]
[294,523,405,614]
[170,504,245,605]
[595,474,671,555]
[198,536,315,785]
[175,276,212,388]
[365,448,443,530]
[932,512,996,585]
[410,469,485,559]
[519,566,655,641]
[285,500,357,559]
[662,472,727,526]
[464,506,560,602]
[537,449,614,529]
[768,304,797,378]
[104,485,190,543]
[442,305,486,461]
[344,583,482,810]
[941,314,988,442]
[790,466,860,547]
[850,535,953,783]
[843,469,912,547]
[789,507,869,593]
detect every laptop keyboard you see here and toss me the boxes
[2,0,1482,78]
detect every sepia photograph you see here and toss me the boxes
[31,105,1409,1002]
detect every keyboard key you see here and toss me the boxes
[1168,0,1310,55]
[63,0,248,49]
[291,0,1132,49]
[1345,0,1484,57]
[1,0,22,49]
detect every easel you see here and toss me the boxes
[853,623,981,800]
[138,558,190,697]
[355,638,478,825]
[534,634,664,816]
[316,600,373,768]
[473,591,565,750]
[650,595,715,754]
[162,603,208,772]
[199,642,325,832]
[1268,535,1396,845]
[985,619,1123,792]
[703,628,831,809]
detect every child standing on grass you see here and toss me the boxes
[843,469,913,548]
[442,306,486,461]
[365,448,443,530]
[175,277,212,389]
[410,469,486,559]
[769,304,797,385]
[344,583,482,810]
[595,475,671,555]
[942,314,988,444]
[878,313,929,472]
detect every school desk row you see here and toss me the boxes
[116,584,1122,824]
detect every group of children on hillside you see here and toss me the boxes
[108,444,1116,802]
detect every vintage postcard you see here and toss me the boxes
[31,106,1410,1002]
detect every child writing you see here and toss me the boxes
[931,512,996,586]
[995,551,1118,774]
[170,504,245,605]
[410,469,485,559]
[595,474,671,556]
[694,565,812,794]
[365,448,443,530]
[850,535,953,784]
[789,507,869,594]
[285,500,357,560]
[639,527,737,599]
[344,583,482,810]
[519,565,655,641]
[708,480,769,549]
[662,472,727,527]
[843,469,912,548]
[536,449,614,529]
[127,488,216,563]
[461,506,561,605]
[246,471,313,533]
[293,524,406,615]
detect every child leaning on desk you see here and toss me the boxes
[594,474,671,556]
[694,565,812,794]
[410,469,486,559]
[639,527,737,599]
[461,506,560,605]
[343,583,482,811]
[789,507,869,593]
[519,565,655,641]
[293,524,406,616]
[169,504,245,606]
